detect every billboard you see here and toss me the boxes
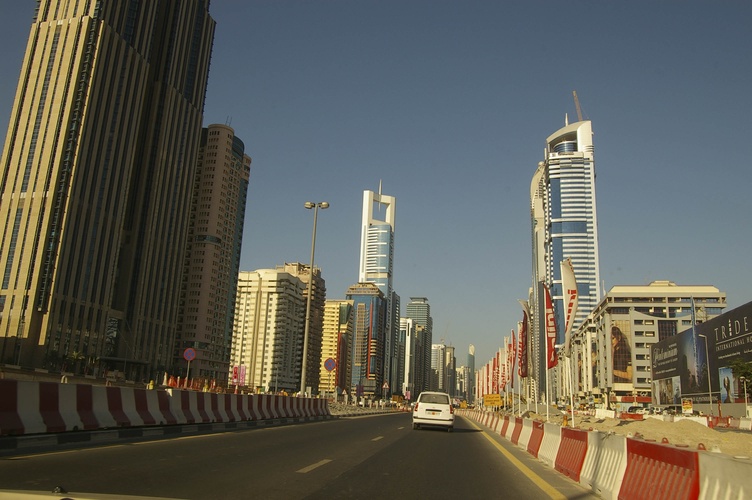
[651,300,752,405]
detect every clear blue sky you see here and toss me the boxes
[1,1,750,367]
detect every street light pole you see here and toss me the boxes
[300,201,328,397]
[698,334,713,416]
[740,376,748,406]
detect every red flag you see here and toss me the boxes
[510,330,517,388]
[518,301,529,378]
[561,258,579,358]
[544,283,558,368]
[492,355,498,394]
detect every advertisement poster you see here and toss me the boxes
[611,319,633,385]
[651,300,752,405]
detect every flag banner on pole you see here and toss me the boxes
[518,300,529,378]
[544,283,558,369]
[492,355,498,394]
[500,346,507,390]
[561,258,578,358]
[510,330,517,389]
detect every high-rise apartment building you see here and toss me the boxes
[445,344,456,397]
[176,125,250,382]
[530,119,600,399]
[346,282,386,398]
[0,1,215,380]
[399,317,416,398]
[281,262,326,394]
[431,343,446,392]
[320,300,353,395]
[358,189,397,396]
[467,344,476,403]
[231,269,307,393]
[406,297,432,394]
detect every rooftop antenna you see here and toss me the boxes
[572,91,584,122]
[225,116,232,126]
[377,180,384,213]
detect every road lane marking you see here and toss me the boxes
[468,420,566,500]
[297,459,332,473]
[371,436,383,441]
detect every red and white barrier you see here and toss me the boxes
[516,418,533,450]
[579,431,627,500]
[0,380,330,437]
[456,408,752,498]
[555,427,588,482]
[537,422,561,469]
[619,438,700,499]
[526,420,545,457]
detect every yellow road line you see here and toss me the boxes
[468,419,566,500]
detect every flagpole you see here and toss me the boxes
[569,356,575,427]
[546,344,550,422]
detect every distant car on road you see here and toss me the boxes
[412,391,454,432]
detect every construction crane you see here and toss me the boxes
[572,90,583,122]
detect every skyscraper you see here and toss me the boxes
[176,124,250,382]
[406,297,432,394]
[231,269,307,393]
[0,1,215,380]
[345,282,386,398]
[530,119,601,398]
[358,189,397,394]
[467,344,476,403]
[320,300,353,395]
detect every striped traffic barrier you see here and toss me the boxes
[526,420,545,457]
[500,415,511,438]
[555,426,588,482]
[578,430,627,500]
[516,418,533,450]
[619,438,699,499]
[510,417,524,446]
[538,422,562,469]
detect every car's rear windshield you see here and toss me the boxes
[420,394,450,404]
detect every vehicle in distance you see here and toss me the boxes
[412,391,454,432]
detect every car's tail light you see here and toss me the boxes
[450,405,454,414]
[413,403,418,412]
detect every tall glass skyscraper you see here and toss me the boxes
[346,282,386,398]
[359,189,397,394]
[406,297,432,394]
[530,119,601,396]
[0,1,215,380]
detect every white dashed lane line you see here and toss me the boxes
[296,459,332,473]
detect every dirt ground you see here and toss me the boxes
[525,411,752,458]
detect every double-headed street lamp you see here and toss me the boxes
[300,201,328,397]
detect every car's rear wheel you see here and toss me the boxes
[413,423,419,430]
[447,426,453,433]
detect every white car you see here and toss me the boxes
[412,391,454,432]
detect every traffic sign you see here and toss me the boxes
[183,348,196,361]
[382,381,389,389]
[324,358,336,372]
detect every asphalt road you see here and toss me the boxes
[0,413,597,499]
